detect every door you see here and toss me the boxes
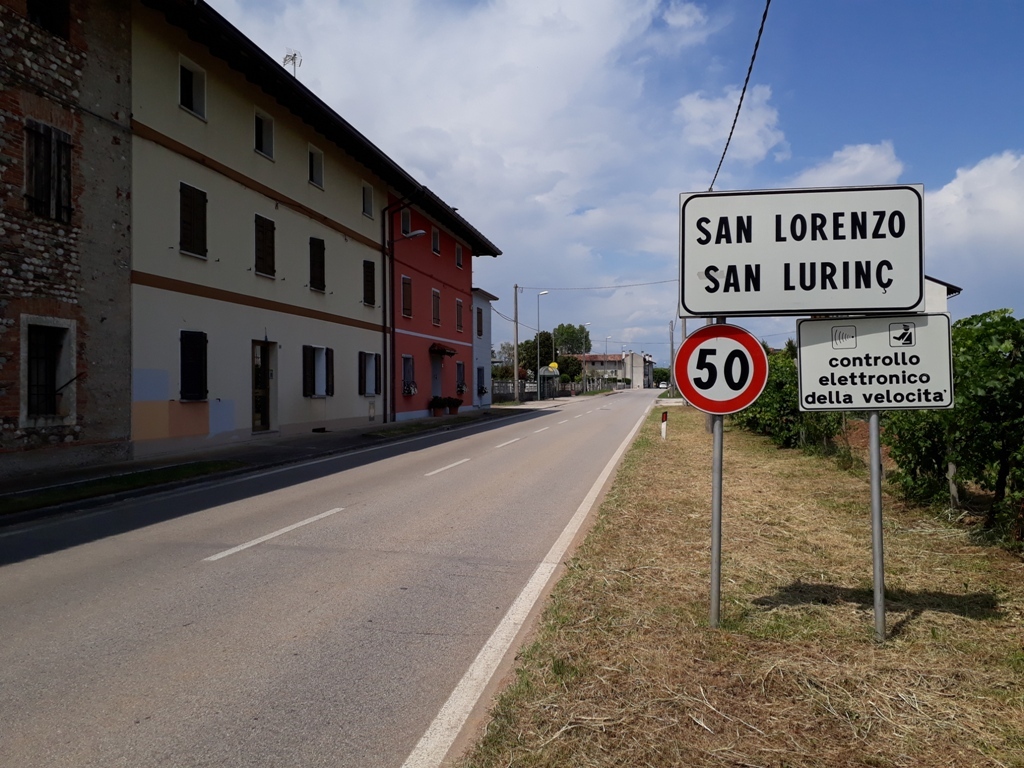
[252,341,271,432]
[431,356,442,398]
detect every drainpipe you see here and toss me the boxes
[380,197,417,423]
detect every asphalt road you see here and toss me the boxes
[0,390,656,768]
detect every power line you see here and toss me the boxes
[517,279,676,292]
[708,0,772,192]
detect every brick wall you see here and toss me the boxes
[0,0,132,475]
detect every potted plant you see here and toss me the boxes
[428,395,446,416]
[444,396,463,415]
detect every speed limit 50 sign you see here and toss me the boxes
[673,324,769,414]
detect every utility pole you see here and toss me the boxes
[513,284,520,404]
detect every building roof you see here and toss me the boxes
[925,275,963,298]
[141,0,501,258]
[471,287,500,302]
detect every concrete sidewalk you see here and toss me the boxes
[0,398,576,519]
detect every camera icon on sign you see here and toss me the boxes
[831,326,857,349]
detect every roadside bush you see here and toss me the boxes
[732,351,843,453]
[883,309,1024,535]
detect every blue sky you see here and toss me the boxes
[208,0,1024,365]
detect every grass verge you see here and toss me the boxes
[456,407,1024,768]
[0,460,247,518]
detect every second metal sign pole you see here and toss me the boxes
[869,410,886,642]
[710,412,724,628]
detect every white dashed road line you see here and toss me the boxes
[425,459,471,477]
[204,508,343,561]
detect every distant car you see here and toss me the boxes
[658,382,669,388]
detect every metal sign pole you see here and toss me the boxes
[710,413,724,628]
[868,410,886,642]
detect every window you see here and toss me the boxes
[309,238,325,291]
[358,351,382,396]
[362,260,375,306]
[28,0,69,38]
[432,289,441,325]
[24,121,72,223]
[476,306,483,337]
[308,145,324,187]
[254,214,275,276]
[456,299,464,332]
[402,355,416,395]
[179,183,207,257]
[302,345,334,397]
[179,58,206,118]
[456,244,463,269]
[254,110,274,158]
[361,183,373,218]
[180,330,208,401]
[26,325,66,417]
[456,361,466,391]
[431,227,440,255]
[21,316,75,425]
[400,208,411,235]
[401,276,413,317]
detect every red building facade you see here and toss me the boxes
[388,194,498,419]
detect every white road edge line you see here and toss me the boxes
[533,427,549,433]
[203,508,343,561]
[495,438,521,449]
[424,458,470,477]
[400,400,653,768]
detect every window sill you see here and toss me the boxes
[362,211,374,220]
[310,286,326,293]
[308,180,324,190]
[254,149,275,161]
[180,249,207,260]
[255,271,276,279]
[179,398,208,403]
[179,104,207,122]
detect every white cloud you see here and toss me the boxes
[788,141,903,188]
[926,152,1024,318]
[674,84,785,163]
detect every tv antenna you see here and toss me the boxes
[283,49,302,76]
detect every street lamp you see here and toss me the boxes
[537,290,548,400]
[580,322,591,393]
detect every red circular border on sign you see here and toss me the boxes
[673,324,769,415]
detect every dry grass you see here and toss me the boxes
[456,407,1024,768]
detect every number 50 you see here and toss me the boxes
[693,348,750,391]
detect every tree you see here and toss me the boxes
[518,331,554,377]
[557,354,582,381]
[497,341,516,367]
[652,367,670,385]
[552,323,592,355]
